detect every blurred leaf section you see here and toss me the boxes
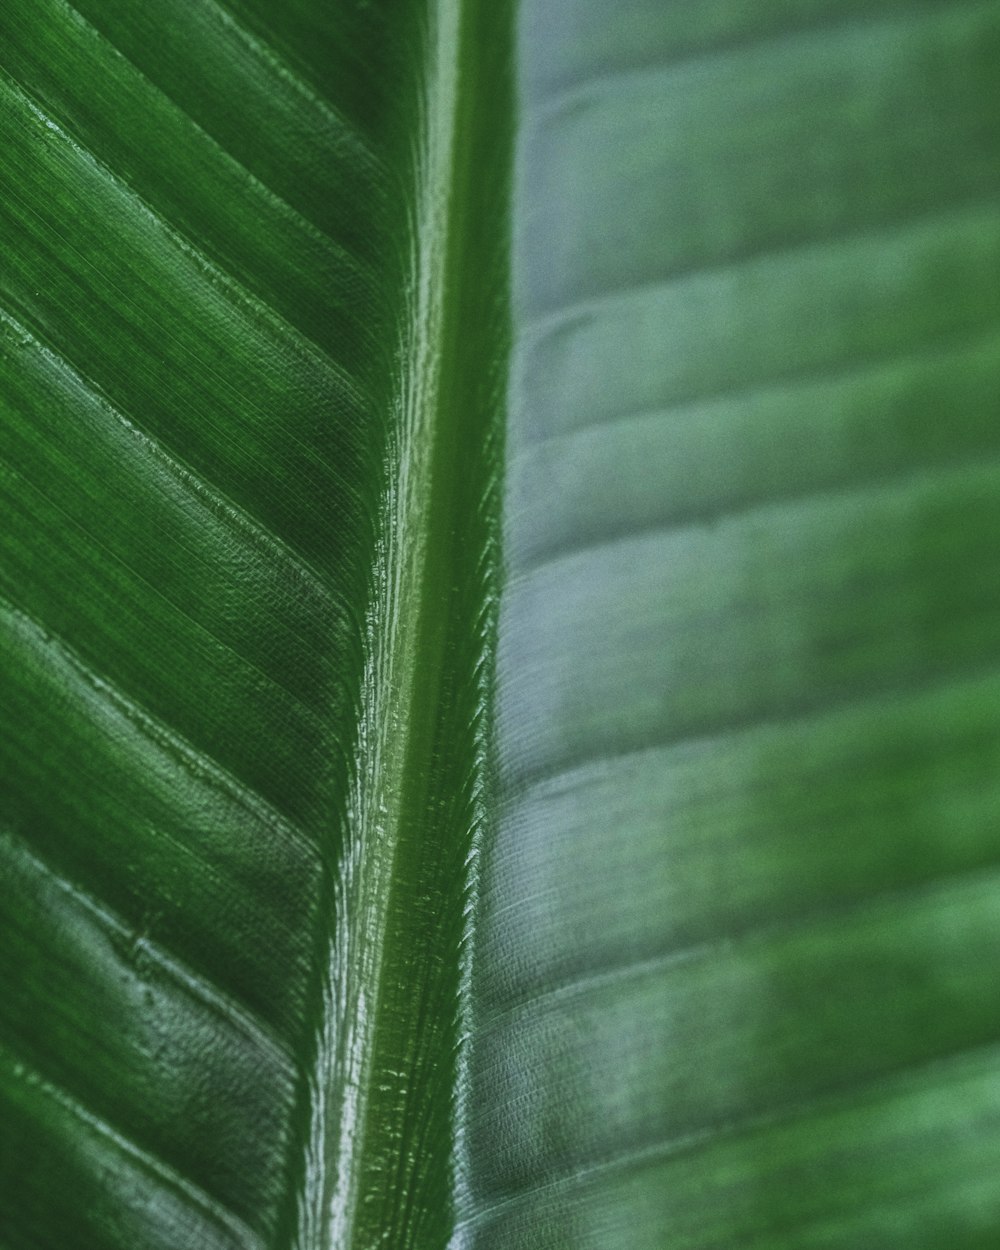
[459,1,1000,1247]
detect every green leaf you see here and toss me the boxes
[3,1,1000,1249]
[459,2,1000,1247]
[0,0,509,1244]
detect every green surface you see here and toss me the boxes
[3,1,1000,1248]
[0,0,506,1244]
[459,1,1000,1246]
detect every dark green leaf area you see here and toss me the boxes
[0,0,507,1245]
[0,0,422,1244]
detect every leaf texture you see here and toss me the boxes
[457,1,1000,1247]
[0,0,509,1246]
[4,1,1000,1249]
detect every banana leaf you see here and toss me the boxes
[2,1,1000,1247]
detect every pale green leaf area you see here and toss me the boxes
[2,0,1000,1248]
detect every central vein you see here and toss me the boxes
[295,0,467,1245]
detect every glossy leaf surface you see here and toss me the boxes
[0,0,507,1244]
[3,1,1000,1248]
